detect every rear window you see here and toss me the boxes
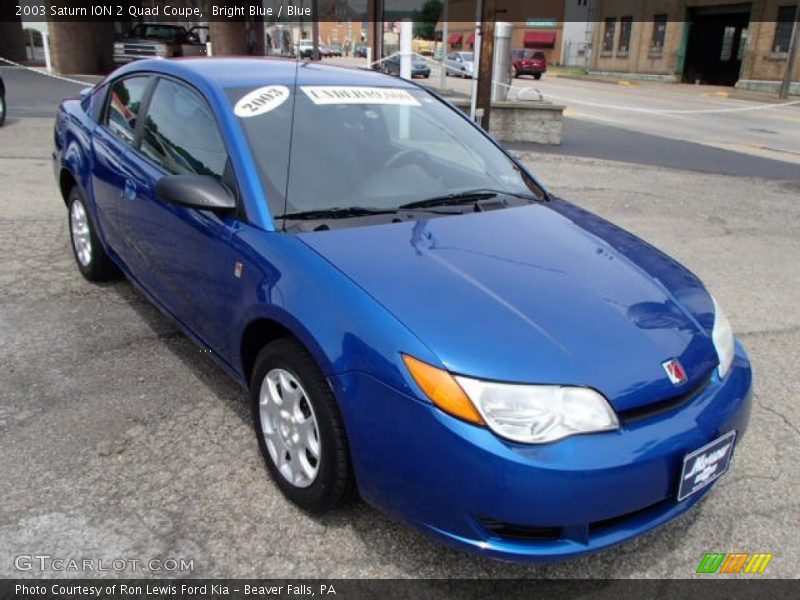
[132,24,187,42]
[514,50,546,60]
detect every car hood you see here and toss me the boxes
[299,200,718,412]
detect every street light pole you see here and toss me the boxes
[779,5,799,99]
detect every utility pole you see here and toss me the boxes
[312,0,320,60]
[369,0,384,67]
[475,0,496,130]
[779,5,799,99]
[440,0,449,89]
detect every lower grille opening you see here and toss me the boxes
[589,497,673,534]
[480,518,562,541]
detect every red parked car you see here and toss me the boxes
[512,49,547,80]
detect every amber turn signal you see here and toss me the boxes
[402,354,484,425]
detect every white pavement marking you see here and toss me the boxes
[0,56,98,87]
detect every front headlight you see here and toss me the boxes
[402,355,618,444]
[456,377,619,444]
[711,296,734,379]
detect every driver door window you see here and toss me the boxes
[140,78,228,180]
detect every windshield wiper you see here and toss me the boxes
[276,206,398,220]
[398,188,537,210]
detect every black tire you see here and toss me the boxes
[534,73,542,80]
[250,338,355,513]
[513,68,520,79]
[0,91,6,127]
[67,186,118,281]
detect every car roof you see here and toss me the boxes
[115,57,418,90]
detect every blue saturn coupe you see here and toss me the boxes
[53,58,752,562]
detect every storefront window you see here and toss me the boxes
[619,17,633,54]
[773,5,798,54]
[651,14,668,55]
[603,18,616,54]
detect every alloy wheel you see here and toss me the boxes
[259,368,321,488]
[70,198,92,267]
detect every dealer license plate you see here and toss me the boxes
[677,431,736,501]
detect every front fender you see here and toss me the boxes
[231,228,440,399]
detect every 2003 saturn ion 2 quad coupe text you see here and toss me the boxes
[53,58,752,563]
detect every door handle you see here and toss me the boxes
[122,179,137,201]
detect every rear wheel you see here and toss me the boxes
[0,91,6,126]
[250,338,355,513]
[534,73,542,80]
[67,186,118,281]
[513,67,520,79]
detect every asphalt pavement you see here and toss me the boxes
[514,118,800,180]
[0,66,100,118]
[0,64,798,579]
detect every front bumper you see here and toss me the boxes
[332,341,752,562]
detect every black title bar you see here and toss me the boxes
[5,1,790,23]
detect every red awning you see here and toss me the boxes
[448,33,463,44]
[467,33,475,44]
[524,31,556,48]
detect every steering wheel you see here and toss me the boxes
[383,149,429,171]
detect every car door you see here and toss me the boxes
[92,74,155,277]
[120,76,243,352]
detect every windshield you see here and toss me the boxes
[227,84,543,227]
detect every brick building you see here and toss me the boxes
[439,20,565,64]
[435,0,565,64]
[589,0,798,94]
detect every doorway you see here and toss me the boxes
[681,3,752,86]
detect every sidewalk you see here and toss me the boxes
[551,69,797,103]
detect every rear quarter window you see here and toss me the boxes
[104,76,151,145]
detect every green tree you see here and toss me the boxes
[412,0,443,40]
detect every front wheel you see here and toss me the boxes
[0,91,6,127]
[534,73,542,80]
[251,338,355,513]
[67,186,118,281]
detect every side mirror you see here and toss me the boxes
[155,175,236,213]
[80,87,93,99]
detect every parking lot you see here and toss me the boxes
[0,66,799,578]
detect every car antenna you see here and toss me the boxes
[280,51,301,231]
